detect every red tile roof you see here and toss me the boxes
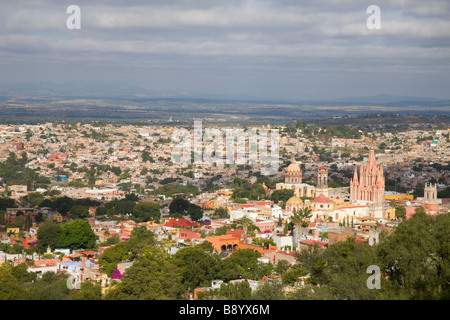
[81,250,96,255]
[312,194,333,203]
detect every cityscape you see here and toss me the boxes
[0,0,449,309]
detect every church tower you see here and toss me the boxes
[316,163,329,197]
[424,182,438,204]
[423,182,439,214]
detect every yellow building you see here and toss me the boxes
[142,221,159,227]
[6,228,20,235]
[385,194,414,201]
[95,180,105,186]
[217,189,233,198]
[385,207,396,221]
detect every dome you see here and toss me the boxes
[286,196,303,205]
[286,158,301,173]
[312,194,333,203]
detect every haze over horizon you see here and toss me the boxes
[1,0,450,101]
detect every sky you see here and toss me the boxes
[0,0,450,101]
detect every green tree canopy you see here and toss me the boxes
[395,205,406,221]
[22,192,44,208]
[187,203,203,222]
[69,280,102,300]
[168,197,190,216]
[58,219,96,250]
[104,246,183,300]
[172,246,219,291]
[21,271,70,300]
[305,240,388,299]
[270,189,295,204]
[98,242,131,277]
[55,196,75,215]
[69,205,89,219]
[36,222,61,253]
[377,211,450,299]
[0,262,24,300]
[132,201,160,223]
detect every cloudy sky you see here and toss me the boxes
[1,0,450,100]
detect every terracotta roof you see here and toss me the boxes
[81,250,96,255]
[300,240,328,247]
[312,194,333,203]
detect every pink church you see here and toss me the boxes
[350,149,385,204]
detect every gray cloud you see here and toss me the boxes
[0,0,449,100]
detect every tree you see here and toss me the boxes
[274,260,291,275]
[58,220,96,250]
[252,280,285,300]
[218,281,252,300]
[98,242,131,277]
[105,246,183,300]
[187,203,203,222]
[69,205,89,219]
[23,192,44,208]
[24,215,33,231]
[217,249,264,282]
[0,197,16,213]
[124,193,139,202]
[142,150,154,163]
[95,206,107,216]
[240,216,252,244]
[127,225,156,257]
[35,212,45,224]
[389,199,397,208]
[306,240,387,300]
[270,189,295,204]
[172,246,219,291]
[168,197,190,216]
[21,271,70,300]
[292,206,313,228]
[377,212,450,299]
[395,205,406,221]
[291,206,313,249]
[282,267,308,285]
[69,280,102,300]
[212,207,229,219]
[107,199,136,215]
[132,201,160,223]
[36,222,61,253]
[12,263,37,283]
[0,262,24,300]
[55,196,75,215]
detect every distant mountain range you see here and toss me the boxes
[333,94,441,104]
[0,82,449,107]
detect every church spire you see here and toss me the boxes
[352,167,359,185]
[368,149,376,165]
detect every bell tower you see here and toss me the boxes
[316,163,329,197]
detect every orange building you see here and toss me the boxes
[205,235,240,252]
